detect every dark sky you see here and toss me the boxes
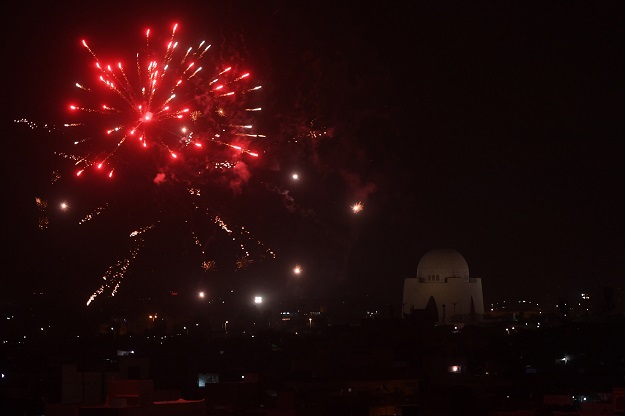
[5,1,625,318]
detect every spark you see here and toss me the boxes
[35,197,49,230]
[79,204,108,225]
[351,202,364,213]
[201,260,216,271]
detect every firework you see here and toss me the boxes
[25,23,276,305]
[70,23,264,179]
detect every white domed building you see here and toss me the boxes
[402,249,484,324]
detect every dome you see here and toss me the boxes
[417,248,469,281]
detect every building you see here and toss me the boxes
[402,248,484,325]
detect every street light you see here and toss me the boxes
[224,320,228,333]
[309,317,312,330]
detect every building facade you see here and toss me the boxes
[403,248,484,324]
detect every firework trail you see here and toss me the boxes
[86,225,154,306]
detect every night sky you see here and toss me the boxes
[5,1,625,319]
